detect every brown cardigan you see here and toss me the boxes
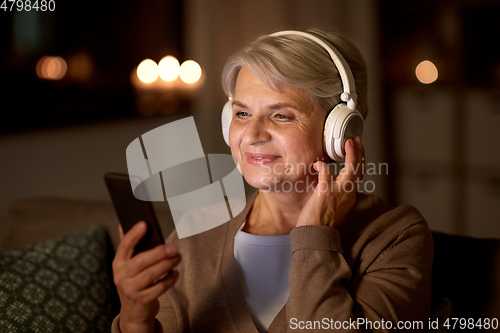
[112,191,433,332]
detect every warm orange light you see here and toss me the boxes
[416,60,438,84]
[158,56,180,81]
[67,53,93,81]
[137,59,158,83]
[36,56,67,80]
[179,60,202,84]
[36,56,49,78]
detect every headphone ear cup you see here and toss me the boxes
[323,104,364,162]
[221,100,233,146]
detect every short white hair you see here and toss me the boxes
[221,29,368,118]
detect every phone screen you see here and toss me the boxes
[105,172,164,255]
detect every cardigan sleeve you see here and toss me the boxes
[110,287,179,333]
[286,222,433,332]
[111,315,165,333]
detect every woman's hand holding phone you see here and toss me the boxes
[112,221,181,333]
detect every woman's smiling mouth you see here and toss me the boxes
[246,153,281,165]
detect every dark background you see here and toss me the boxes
[0,0,184,132]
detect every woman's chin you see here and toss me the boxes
[242,174,303,194]
[241,173,278,191]
[241,170,318,194]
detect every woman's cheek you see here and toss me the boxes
[228,122,240,149]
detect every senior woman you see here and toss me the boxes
[112,29,433,332]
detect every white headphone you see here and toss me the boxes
[221,30,363,162]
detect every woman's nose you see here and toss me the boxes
[242,117,271,146]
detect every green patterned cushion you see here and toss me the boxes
[0,224,119,332]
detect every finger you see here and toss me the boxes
[118,224,124,241]
[127,244,180,277]
[344,139,357,173]
[115,221,147,262]
[132,256,182,291]
[339,139,359,181]
[355,136,365,179]
[137,270,180,303]
[313,161,331,195]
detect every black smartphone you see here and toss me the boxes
[104,172,164,255]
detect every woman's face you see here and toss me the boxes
[229,67,326,192]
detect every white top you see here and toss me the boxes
[234,224,291,332]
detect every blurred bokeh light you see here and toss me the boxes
[67,53,94,82]
[137,59,158,83]
[36,56,67,80]
[158,56,180,81]
[415,60,438,84]
[179,60,202,84]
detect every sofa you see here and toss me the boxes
[0,196,175,332]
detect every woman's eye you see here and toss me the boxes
[235,111,250,117]
[274,113,289,120]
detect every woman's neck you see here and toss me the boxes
[243,188,315,236]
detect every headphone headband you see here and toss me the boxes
[269,30,357,111]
